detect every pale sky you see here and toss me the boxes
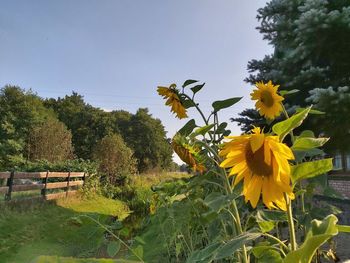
[0,0,272,163]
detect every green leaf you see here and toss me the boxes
[203,192,241,212]
[214,232,261,260]
[191,83,205,94]
[212,97,242,112]
[279,89,299,96]
[296,107,325,115]
[337,225,350,233]
[186,242,222,263]
[299,130,315,138]
[256,209,287,222]
[284,215,338,263]
[291,137,329,151]
[215,122,228,134]
[178,119,197,136]
[107,240,121,257]
[119,227,130,237]
[291,158,333,185]
[272,107,311,140]
[192,124,215,136]
[182,99,196,109]
[131,245,143,259]
[182,79,198,88]
[258,221,275,233]
[252,247,283,263]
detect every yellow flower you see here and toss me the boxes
[219,127,294,210]
[251,81,284,120]
[172,135,205,173]
[157,85,188,119]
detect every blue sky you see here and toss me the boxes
[0,0,272,162]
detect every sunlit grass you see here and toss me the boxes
[0,195,129,263]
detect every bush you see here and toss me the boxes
[93,134,137,186]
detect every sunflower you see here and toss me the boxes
[172,134,205,173]
[219,127,294,210]
[251,81,284,120]
[157,84,188,119]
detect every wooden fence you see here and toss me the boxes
[0,171,87,201]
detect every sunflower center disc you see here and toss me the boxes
[245,143,272,176]
[260,90,274,107]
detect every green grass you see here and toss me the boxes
[0,195,130,263]
[130,172,190,188]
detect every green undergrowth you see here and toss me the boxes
[0,194,130,263]
[31,255,117,263]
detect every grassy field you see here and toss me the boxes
[0,172,189,262]
[0,195,130,263]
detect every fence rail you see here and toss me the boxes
[0,171,87,201]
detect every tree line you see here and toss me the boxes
[0,85,175,174]
[233,0,350,155]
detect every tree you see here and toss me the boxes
[125,108,173,173]
[234,0,350,152]
[0,85,54,168]
[27,118,74,162]
[45,93,116,159]
[92,133,136,185]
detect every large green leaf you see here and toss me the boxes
[191,83,205,94]
[182,79,198,87]
[212,97,242,112]
[178,119,197,136]
[284,215,338,263]
[291,158,333,185]
[272,107,311,140]
[213,232,261,260]
[186,242,222,263]
[291,137,329,151]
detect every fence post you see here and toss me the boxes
[5,171,15,201]
[66,171,71,197]
[41,170,49,199]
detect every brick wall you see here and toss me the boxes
[328,178,350,199]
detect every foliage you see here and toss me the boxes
[0,195,130,263]
[138,79,350,263]
[0,85,55,169]
[45,94,173,172]
[27,118,74,162]
[0,86,173,173]
[93,134,137,186]
[235,0,350,153]
[123,108,173,173]
[32,256,118,263]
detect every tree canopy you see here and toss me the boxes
[0,86,174,172]
[234,0,350,153]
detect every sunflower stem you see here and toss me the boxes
[182,94,210,126]
[220,168,248,263]
[284,193,297,251]
[281,104,295,143]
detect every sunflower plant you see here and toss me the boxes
[144,80,350,263]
